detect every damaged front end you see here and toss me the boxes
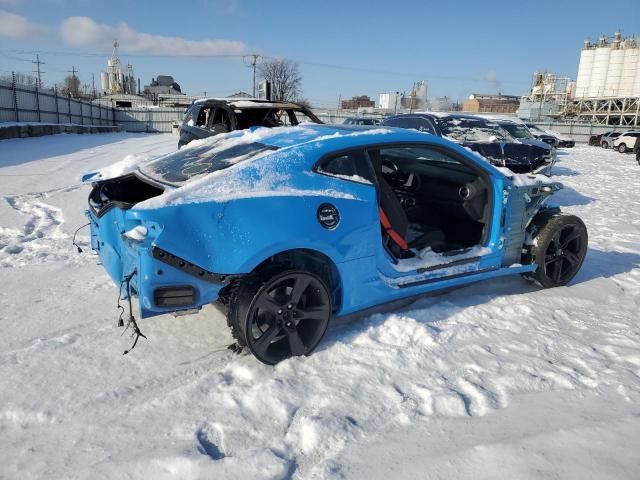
[85,173,237,320]
[467,142,554,175]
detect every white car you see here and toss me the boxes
[612,131,640,153]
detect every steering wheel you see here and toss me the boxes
[381,159,399,175]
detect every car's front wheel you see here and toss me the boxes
[618,143,627,153]
[228,268,332,364]
[601,141,609,148]
[524,214,588,288]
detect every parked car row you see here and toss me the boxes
[379,113,556,175]
[588,129,640,164]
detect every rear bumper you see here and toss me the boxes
[86,208,237,319]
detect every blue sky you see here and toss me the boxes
[1,0,639,106]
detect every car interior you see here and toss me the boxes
[368,145,490,261]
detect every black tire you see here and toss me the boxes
[524,214,588,288]
[618,143,627,153]
[601,142,608,148]
[227,267,332,364]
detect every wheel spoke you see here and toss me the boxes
[290,276,311,306]
[253,322,281,353]
[298,305,327,321]
[561,229,580,248]
[552,258,563,282]
[564,250,580,267]
[255,294,281,314]
[288,328,306,356]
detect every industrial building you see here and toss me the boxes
[517,72,573,120]
[463,93,520,113]
[378,81,428,112]
[341,95,375,110]
[568,32,640,125]
[100,42,136,96]
[143,75,183,97]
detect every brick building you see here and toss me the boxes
[462,93,520,113]
[341,95,375,110]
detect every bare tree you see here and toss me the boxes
[59,74,81,97]
[0,72,37,86]
[258,59,302,102]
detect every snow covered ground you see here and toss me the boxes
[0,133,639,479]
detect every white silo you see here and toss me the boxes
[620,40,638,96]
[100,71,109,92]
[605,46,624,96]
[588,36,611,97]
[634,55,640,97]
[575,41,594,98]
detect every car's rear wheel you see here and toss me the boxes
[523,214,588,288]
[228,268,332,364]
[618,143,627,153]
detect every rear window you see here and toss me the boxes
[139,142,278,185]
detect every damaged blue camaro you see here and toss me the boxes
[84,125,588,363]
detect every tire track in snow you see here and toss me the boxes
[0,186,83,268]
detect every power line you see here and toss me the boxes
[0,48,530,85]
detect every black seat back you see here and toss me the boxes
[368,150,408,242]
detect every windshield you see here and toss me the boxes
[437,117,513,142]
[139,142,278,185]
[499,122,532,139]
[526,124,547,135]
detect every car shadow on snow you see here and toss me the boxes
[550,166,580,177]
[554,186,595,206]
[324,247,640,348]
[571,248,640,285]
[0,132,160,169]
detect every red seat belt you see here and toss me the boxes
[379,207,409,251]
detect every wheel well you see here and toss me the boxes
[253,249,343,312]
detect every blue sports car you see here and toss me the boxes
[84,125,588,363]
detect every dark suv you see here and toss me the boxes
[178,98,322,148]
[382,113,555,175]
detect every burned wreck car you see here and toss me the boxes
[83,125,588,364]
[382,113,556,175]
[178,98,322,148]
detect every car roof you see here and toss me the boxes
[229,124,437,151]
[193,98,303,109]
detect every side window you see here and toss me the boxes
[377,145,465,168]
[384,117,435,134]
[183,106,197,126]
[316,150,375,184]
[288,109,318,125]
[196,106,213,127]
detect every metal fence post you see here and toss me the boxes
[55,90,60,123]
[67,94,72,123]
[11,72,19,122]
[35,84,41,122]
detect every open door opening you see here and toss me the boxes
[369,145,491,264]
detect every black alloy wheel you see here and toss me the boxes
[525,214,588,288]
[242,271,331,364]
[543,225,586,284]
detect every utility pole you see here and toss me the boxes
[68,66,78,97]
[32,54,45,87]
[243,54,261,97]
[91,73,96,98]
